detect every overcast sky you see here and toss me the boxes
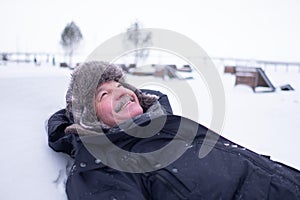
[1,0,300,62]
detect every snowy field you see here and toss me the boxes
[0,63,299,200]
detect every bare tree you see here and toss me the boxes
[124,21,152,66]
[60,21,83,67]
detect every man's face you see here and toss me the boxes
[95,81,143,127]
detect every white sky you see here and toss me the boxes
[1,0,300,62]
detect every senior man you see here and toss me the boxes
[47,61,300,200]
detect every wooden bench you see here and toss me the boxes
[224,66,236,74]
[235,72,258,91]
[226,66,275,92]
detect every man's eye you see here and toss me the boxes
[99,92,107,100]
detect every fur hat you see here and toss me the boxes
[65,61,158,131]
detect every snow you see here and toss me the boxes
[0,63,299,200]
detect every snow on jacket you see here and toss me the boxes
[47,90,300,200]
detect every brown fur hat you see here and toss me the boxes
[65,61,158,131]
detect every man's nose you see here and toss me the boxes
[112,87,128,100]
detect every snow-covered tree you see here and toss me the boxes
[124,21,152,66]
[60,21,83,67]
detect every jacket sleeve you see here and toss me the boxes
[141,89,173,115]
[47,109,77,156]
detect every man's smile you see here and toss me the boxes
[115,95,135,113]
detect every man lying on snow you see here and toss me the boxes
[47,61,300,200]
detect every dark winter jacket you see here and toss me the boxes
[47,90,300,200]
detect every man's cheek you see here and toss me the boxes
[128,104,143,118]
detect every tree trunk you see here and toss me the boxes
[68,52,73,68]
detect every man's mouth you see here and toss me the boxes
[115,95,134,113]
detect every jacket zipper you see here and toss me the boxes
[155,173,188,200]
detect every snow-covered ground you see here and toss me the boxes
[0,63,299,200]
